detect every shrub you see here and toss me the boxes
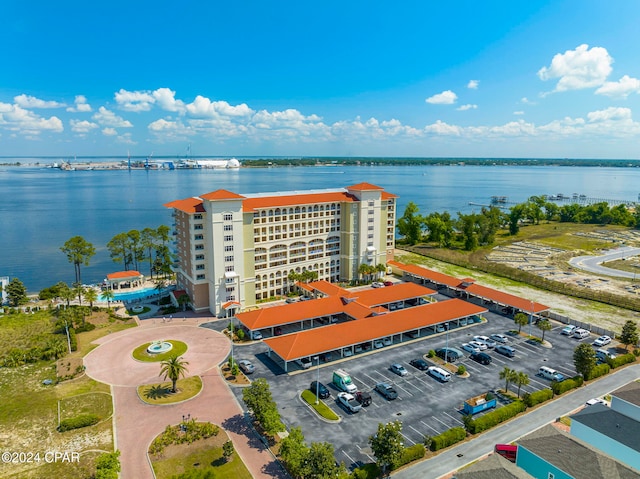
[75,322,96,333]
[58,413,100,432]
[394,444,425,469]
[551,376,584,395]
[430,427,466,451]
[351,463,381,479]
[586,363,610,381]
[95,450,120,479]
[427,350,436,358]
[457,365,466,375]
[68,327,77,352]
[608,353,637,368]
[236,329,246,340]
[466,401,526,434]
[523,388,553,407]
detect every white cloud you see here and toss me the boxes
[66,95,92,112]
[521,97,533,104]
[186,95,254,118]
[92,107,133,127]
[456,104,477,111]
[424,120,462,136]
[102,128,117,136]
[14,94,64,109]
[513,111,525,115]
[70,119,98,133]
[425,90,458,105]
[595,75,640,98]
[587,106,632,122]
[467,80,479,89]
[153,88,186,113]
[115,89,155,112]
[538,44,613,92]
[0,102,64,135]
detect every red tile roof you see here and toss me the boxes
[389,261,549,313]
[346,283,435,307]
[264,299,487,361]
[346,182,384,191]
[106,271,143,280]
[222,301,241,309]
[381,191,399,199]
[242,191,356,212]
[200,189,246,201]
[163,197,205,214]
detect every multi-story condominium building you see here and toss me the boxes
[164,182,397,316]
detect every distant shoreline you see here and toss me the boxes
[2,157,640,168]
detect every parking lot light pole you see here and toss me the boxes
[529,300,533,339]
[314,356,320,405]
[444,326,449,365]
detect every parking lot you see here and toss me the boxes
[204,308,603,469]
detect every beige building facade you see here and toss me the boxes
[165,182,397,316]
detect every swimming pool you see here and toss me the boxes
[100,287,169,302]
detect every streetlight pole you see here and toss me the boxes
[445,325,449,365]
[529,300,533,339]
[314,356,320,405]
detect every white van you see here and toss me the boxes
[573,328,590,339]
[538,366,564,381]
[428,366,451,382]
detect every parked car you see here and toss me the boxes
[299,296,311,301]
[383,281,393,287]
[469,340,487,351]
[371,282,384,288]
[409,358,429,371]
[285,297,297,303]
[375,382,398,400]
[310,381,330,399]
[337,392,362,413]
[343,348,354,357]
[473,335,496,348]
[470,352,492,365]
[459,318,468,326]
[274,326,283,336]
[495,345,516,357]
[538,366,565,382]
[586,398,607,406]
[248,330,263,340]
[595,348,616,362]
[593,335,611,347]
[427,366,451,382]
[490,333,508,343]
[405,330,419,339]
[561,325,577,336]
[461,342,481,354]
[296,357,313,369]
[238,359,255,374]
[573,328,590,339]
[374,340,384,349]
[383,337,392,346]
[390,363,408,376]
[355,390,372,406]
[319,352,333,362]
[436,324,446,333]
[435,347,461,362]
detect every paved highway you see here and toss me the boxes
[568,246,640,278]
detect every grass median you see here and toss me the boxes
[132,340,188,362]
[301,389,340,421]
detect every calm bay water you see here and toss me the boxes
[2,164,639,292]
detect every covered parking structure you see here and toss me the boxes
[235,281,436,338]
[263,299,487,372]
[389,260,549,318]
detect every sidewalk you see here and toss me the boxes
[394,364,640,479]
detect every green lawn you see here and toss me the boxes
[152,433,252,479]
[132,340,188,362]
[138,376,203,405]
[60,391,113,422]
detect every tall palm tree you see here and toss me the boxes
[536,318,552,342]
[499,366,516,393]
[160,355,189,393]
[514,313,529,334]
[102,289,115,310]
[375,263,387,279]
[515,371,530,398]
[84,288,98,310]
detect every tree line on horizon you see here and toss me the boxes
[397,196,640,250]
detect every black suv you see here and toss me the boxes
[409,358,429,371]
[470,352,492,365]
[435,348,460,362]
[310,381,330,399]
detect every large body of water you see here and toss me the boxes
[2,164,639,293]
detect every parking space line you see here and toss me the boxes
[409,424,425,441]
[432,415,451,430]
[400,431,416,445]
[443,411,464,425]
[393,382,414,396]
[420,420,441,435]
[342,449,359,465]
[410,375,435,390]
[401,378,426,393]
[354,445,375,463]
[529,377,549,388]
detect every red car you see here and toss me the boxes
[383,281,393,287]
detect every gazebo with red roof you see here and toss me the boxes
[105,271,144,291]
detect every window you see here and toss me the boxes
[196,274,205,280]
[195,254,205,260]
[224,245,234,252]
[224,224,233,231]
[223,214,233,221]
[224,255,234,262]
[368,225,374,231]
[226,295,235,302]
[195,244,204,250]
[368,217,374,223]
[226,286,235,293]
[196,264,205,270]
[194,234,204,240]
[194,214,202,220]
[368,200,374,207]
[225,265,234,272]
[194,224,203,230]
[224,235,233,241]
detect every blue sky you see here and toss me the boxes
[2,0,640,159]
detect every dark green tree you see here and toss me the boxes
[573,343,597,378]
[424,211,454,247]
[127,229,145,272]
[508,204,526,235]
[536,318,552,342]
[279,426,308,478]
[60,236,96,285]
[159,355,189,393]
[457,213,478,251]
[141,227,159,277]
[620,320,639,351]
[369,420,404,474]
[397,201,423,245]
[107,232,132,269]
[302,442,345,479]
[5,278,28,306]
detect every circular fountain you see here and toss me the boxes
[147,340,173,354]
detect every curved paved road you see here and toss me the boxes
[84,321,285,479]
[569,246,640,278]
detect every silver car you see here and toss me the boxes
[390,363,408,376]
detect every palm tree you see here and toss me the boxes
[84,288,98,310]
[514,313,529,334]
[536,318,552,342]
[515,371,530,398]
[59,283,75,309]
[499,366,516,393]
[73,282,85,305]
[177,293,191,312]
[160,355,189,393]
[102,289,115,310]
[375,263,387,279]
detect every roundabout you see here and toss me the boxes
[132,340,188,362]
